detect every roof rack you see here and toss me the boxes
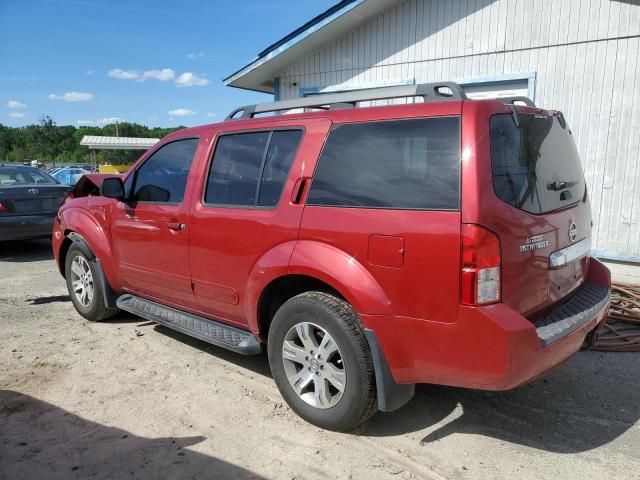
[225,82,467,120]
[495,96,536,107]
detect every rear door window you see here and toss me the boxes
[258,131,303,206]
[490,112,586,214]
[205,130,302,207]
[307,117,461,210]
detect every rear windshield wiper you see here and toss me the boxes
[547,180,577,191]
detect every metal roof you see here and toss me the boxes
[80,135,159,150]
[224,0,400,94]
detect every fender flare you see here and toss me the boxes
[66,231,93,259]
[287,240,393,315]
[244,241,298,334]
[245,240,393,333]
[59,206,120,288]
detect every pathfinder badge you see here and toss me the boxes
[519,234,550,253]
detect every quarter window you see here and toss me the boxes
[132,138,199,203]
[307,117,461,210]
[205,130,302,207]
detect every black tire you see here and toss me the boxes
[65,244,119,322]
[267,291,377,431]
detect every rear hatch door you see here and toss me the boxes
[485,108,591,316]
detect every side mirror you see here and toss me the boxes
[100,177,125,200]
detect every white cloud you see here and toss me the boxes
[187,51,205,59]
[206,112,217,117]
[168,108,195,116]
[86,69,95,75]
[76,117,123,126]
[49,91,94,102]
[7,100,27,109]
[9,111,25,118]
[108,68,175,82]
[98,117,122,125]
[108,68,140,80]
[142,68,175,81]
[109,67,208,88]
[175,72,209,87]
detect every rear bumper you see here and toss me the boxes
[360,258,611,390]
[0,214,55,241]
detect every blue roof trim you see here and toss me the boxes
[256,0,359,58]
[224,0,364,85]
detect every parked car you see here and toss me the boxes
[52,167,91,186]
[52,82,611,431]
[0,165,70,241]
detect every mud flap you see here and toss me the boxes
[364,329,415,412]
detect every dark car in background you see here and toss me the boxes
[0,165,71,242]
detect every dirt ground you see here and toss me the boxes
[1,239,639,480]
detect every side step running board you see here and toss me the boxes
[116,294,261,355]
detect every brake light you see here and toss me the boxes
[0,202,6,212]
[461,224,501,305]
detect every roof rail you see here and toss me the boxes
[495,96,536,107]
[225,82,467,120]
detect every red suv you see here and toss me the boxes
[52,83,611,431]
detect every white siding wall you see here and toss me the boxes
[276,0,640,258]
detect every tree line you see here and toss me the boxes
[0,116,183,166]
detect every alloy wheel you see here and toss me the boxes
[70,255,94,307]
[281,322,346,409]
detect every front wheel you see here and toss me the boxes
[267,291,377,431]
[65,244,119,321]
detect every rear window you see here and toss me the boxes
[490,112,586,214]
[0,167,57,186]
[307,117,460,210]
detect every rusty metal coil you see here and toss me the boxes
[591,284,640,352]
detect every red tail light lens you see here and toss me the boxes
[461,224,501,305]
[0,202,6,212]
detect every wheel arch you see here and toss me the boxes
[58,207,119,289]
[256,274,346,340]
[63,230,119,309]
[251,240,392,339]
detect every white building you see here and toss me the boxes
[225,0,640,283]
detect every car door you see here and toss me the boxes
[188,119,330,327]
[111,136,201,308]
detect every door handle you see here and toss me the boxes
[167,222,186,231]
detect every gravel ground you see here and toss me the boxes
[1,239,639,480]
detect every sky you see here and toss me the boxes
[0,0,337,128]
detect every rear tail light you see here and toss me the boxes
[461,224,501,305]
[0,201,6,212]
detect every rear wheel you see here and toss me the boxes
[267,291,377,431]
[65,244,119,321]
